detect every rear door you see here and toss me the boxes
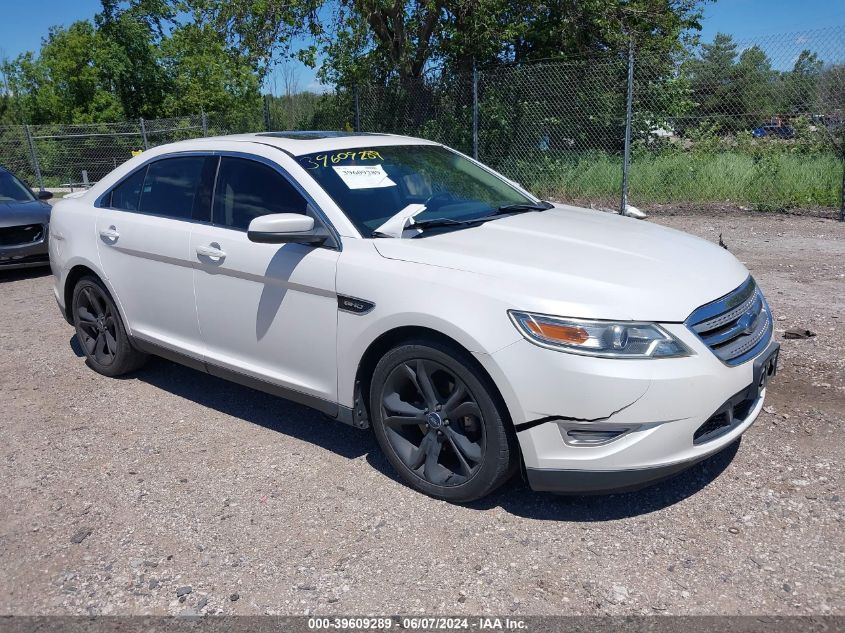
[96,154,216,358]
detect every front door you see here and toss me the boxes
[190,156,340,406]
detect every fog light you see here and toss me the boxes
[561,426,632,446]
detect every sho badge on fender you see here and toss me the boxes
[337,295,375,315]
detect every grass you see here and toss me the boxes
[503,150,843,210]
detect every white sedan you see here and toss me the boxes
[49,132,778,501]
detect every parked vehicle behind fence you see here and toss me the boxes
[751,124,795,139]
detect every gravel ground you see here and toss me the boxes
[0,210,842,617]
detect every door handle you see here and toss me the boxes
[99,226,119,241]
[196,244,226,260]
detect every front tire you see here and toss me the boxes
[71,276,147,377]
[369,339,517,502]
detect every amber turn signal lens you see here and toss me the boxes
[526,320,590,344]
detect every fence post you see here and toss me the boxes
[24,125,44,191]
[139,117,149,150]
[840,155,844,222]
[472,60,479,160]
[353,84,361,133]
[201,110,208,137]
[620,38,635,216]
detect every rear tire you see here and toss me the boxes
[71,275,147,377]
[369,339,517,502]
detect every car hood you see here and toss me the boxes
[372,204,750,322]
[0,200,51,227]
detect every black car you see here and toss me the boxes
[0,166,53,269]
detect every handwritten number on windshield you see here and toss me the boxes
[300,150,385,170]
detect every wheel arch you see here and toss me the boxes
[63,264,102,322]
[62,263,131,335]
[352,326,514,432]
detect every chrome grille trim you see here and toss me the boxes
[685,276,773,366]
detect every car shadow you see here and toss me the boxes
[122,354,374,461]
[255,244,310,341]
[70,336,741,520]
[466,439,741,521]
[364,437,740,521]
[0,266,51,283]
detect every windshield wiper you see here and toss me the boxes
[413,201,554,234]
[493,201,554,214]
[412,217,486,231]
[373,201,554,238]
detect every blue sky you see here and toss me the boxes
[1,0,843,92]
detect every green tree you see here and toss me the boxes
[160,23,262,123]
[0,0,264,126]
[2,22,124,123]
[734,45,776,125]
[94,0,172,118]
[193,0,708,85]
[788,50,823,114]
[684,32,741,132]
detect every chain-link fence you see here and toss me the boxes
[353,26,845,216]
[0,115,216,189]
[1,26,842,216]
[0,108,339,190]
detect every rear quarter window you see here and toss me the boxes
[108,167,147,211]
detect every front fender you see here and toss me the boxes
[335,243,522,407]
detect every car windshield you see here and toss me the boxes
[297,145,537,235]
[0,171,36,203]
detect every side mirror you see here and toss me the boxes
[247,213,326,245]
[37,190,53,201]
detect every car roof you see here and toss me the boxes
[183,131,440,156]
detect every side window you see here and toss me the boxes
[213,157,307,230]
[109,166,147,211]
[138,156,216,221]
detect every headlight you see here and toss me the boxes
[508,311,692,358]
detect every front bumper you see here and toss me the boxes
[476,323,778,494]
[0,235,49,269]
[525,454,717,494]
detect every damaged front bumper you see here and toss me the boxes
[0,238,49,269]
[475,325,775,494]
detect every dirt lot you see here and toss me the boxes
[0,210,843,617]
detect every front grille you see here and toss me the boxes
[686,277,772,366]
[694,411,731,443]
[693,387,759,444]
[0,224,44,246]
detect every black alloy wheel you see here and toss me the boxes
[381,358,485,486]
[72,276,147,376]
[76,284,119,367]
[370,340,517,502]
